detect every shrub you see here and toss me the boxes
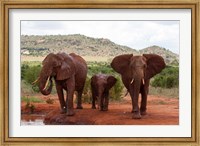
[24,65,41,84]
[21,64,29,80]
[151,66,179,88]
[82,77,92,103]
[21,80,35,95]
[23,65,41,92]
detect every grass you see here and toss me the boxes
[149,86,179,98]
[22,61,41,66]
[22,96,44,103]
[21,80,35,95]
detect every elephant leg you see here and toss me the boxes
[103,92,109,111]
[140,81,149,115]
[99,96,104,111]
[140,91,147,115]
[91,88,96,109]
[129,84,141,119]
[55,82,66,114]
[76,90,83,109]
[66,77,75,116]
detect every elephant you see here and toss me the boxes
[33,52,87,116]
[91,74,117,111]
[111,54,166,119]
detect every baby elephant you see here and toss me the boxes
[91,74,117,111]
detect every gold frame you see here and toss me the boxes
[0,0,199,145]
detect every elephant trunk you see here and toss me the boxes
[130,68,145,85]
[39,76,53,95]
[130,68,145,114]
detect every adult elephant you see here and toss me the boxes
[91,74,117,111]
[111,54,165,119]
[33,52,87,116]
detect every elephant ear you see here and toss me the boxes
[91,75,97,85]
[143,54,166,79]
[106,76,117,90]
[111,54,133,75]
[56,54,76,80]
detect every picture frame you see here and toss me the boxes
[0,0,199,145]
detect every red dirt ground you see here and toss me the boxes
[21,94,179,125]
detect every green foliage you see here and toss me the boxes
[22,96,44,103]
[24,65,41,84]
[23,64,41,92]
[21,61,179,103]
[149,86,179,98]
[21,64,29,80]
[82,77,92,103]
[87,61,116,76]
[21,80,35,94]
[151,66,179,88]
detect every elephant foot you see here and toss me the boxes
[60,108,66,114]
[103,106,108,111]
[66,109,75,116]
[132,112,141,119]
[76,106,83,109]
[140,110,147,115]
[92,106,96,109]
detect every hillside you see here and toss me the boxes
[139,46,179,65]
[21,34,138,57]
[21,34,179,65]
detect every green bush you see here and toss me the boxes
[21,80,35,95]
[24,65,41,84]
[82,77,92,103]
[87,61,116,77]
[21,64,29,80]
[151,66,179,88]
[23,65,41,92]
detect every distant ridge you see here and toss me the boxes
[21,34,179,65]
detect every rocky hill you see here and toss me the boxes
[139,46,179,65]
[21,34,179,65]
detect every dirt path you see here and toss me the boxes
[21,95,179,125]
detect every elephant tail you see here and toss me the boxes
[124,90,129,97]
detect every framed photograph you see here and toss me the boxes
[1,0,199,145]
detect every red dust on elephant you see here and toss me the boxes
[91,74,117,111]
[111,54,165,119]
[33,52,87,116]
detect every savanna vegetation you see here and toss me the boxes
[21,61,179,104]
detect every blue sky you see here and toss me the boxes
[21,21,179,54]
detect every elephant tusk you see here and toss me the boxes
[130,78,134,84]
[32,77,40,85]
[43,76,50,90]
[142,78,145,85]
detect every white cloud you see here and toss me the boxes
[21,21,179,54]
